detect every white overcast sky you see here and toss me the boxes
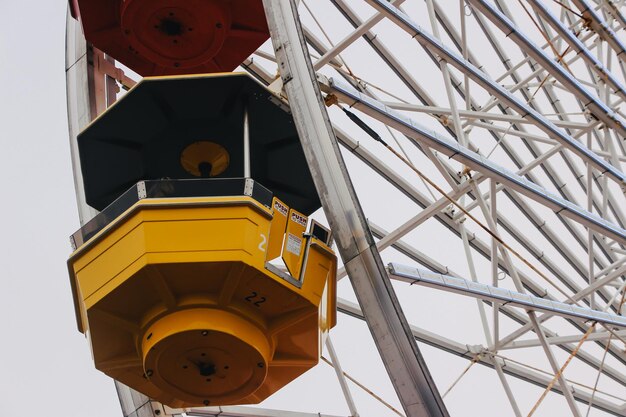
[1,2,623,417]
[0,1,122,415]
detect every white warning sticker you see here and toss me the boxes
[286,233,302,255]
[290,211,307,227]
[274,199,288,216]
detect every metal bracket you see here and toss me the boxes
[267,94,291,113]
[275,43,294,84]
[95,52,137,90]
[244,178,254,196]
[467,344,484,354]
[137,181,147,199]
[150,401,184,417]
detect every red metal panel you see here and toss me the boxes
[74,0,269,76]
[69,0,81,19]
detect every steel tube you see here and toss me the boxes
[365,0,626,186]
[324,77,626,245]
[243,108,250,178]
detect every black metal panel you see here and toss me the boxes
[71,178,273,248]
[78,73,320,214]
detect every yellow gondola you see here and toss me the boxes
[67,73,336,408]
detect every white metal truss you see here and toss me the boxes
[65,0,626,416]
[186,406,347,417]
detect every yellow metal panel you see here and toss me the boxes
[281,208,307,279]
[68,196,337,408]
[76,223,147,300]
[321,255,337,332]
[73,199,274,305]
[70,196,272,260]
[141,308,271,406]
[81,253,148,310]
[302,238,337,305]
[267,197,289,261]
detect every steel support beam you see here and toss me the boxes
[369,221,626,388]
[331,118,626,374]
[338,299,626,416]
[598,0,626,31]
[527,0,626,100]
[571,0,626,60]
[325,337,360,417]
[324,77,626,245]
[468,0,626,113]
[261,1,448,416]
[501,330,626,349]
[388,263,626,328]
[187,406,346,417]
[364,0,626,186]
[437,0,626,256]
[327,0,624,318]
[65,10,98,224]
[328,0,625,309]
[313,0,405,71]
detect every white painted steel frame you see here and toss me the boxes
[388,263,626,328]
[187,406,347,417]
[324,76,626,244]
[302,1,626,415]
[338,298,625,416]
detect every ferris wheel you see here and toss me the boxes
[65,1,626,417]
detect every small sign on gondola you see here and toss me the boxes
[282,208,308,279]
